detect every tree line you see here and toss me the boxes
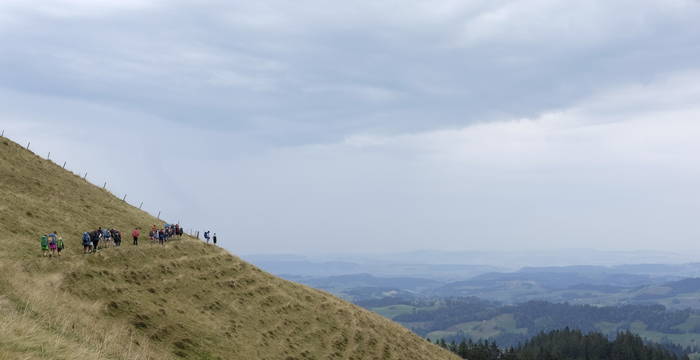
[433,328,689,360]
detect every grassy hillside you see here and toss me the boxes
[0,137,459,360]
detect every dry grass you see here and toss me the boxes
[0,137,459,360]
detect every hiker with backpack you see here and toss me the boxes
[213,233,217,245]
[82,232,92,254]
[113,229,122,247]
[91,229,101,252]
[204,231,210,244]
[132,227,140,245]
[158,228,166,246]
[56,235,65,256]
[102,228,112,248]
[48,231,58,257]
[40,234,49,257]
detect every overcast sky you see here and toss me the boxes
[2,0,700,255]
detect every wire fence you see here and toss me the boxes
[1,129,203,238]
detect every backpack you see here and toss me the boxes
[83,232,90,242]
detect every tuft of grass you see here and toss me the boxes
[0,137,459,360]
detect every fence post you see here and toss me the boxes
[139,202,143,209]
[84,172,88,180]
[122,194,127,202]
[1,129,4,137]
[26,141,30,150]
[62,161,66,169]
[157,211,161,219]
[103,182,107,189]
[47,152,51,160]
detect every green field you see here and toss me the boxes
[426,314,528,341]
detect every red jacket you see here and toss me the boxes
[132,229,140,237]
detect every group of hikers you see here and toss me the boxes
[40,224,184,256]
[80,227,125,253]
[147,223,184,245]
[203,230,217,245]
[39,232,65,257]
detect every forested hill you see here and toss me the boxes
[0,136,458,360]
[438,329,689,360]
[364,297,700,353]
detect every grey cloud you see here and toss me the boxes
[1,1,700,144]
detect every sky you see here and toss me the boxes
[2,0,700,255]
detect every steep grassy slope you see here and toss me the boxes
[0,137,458,360]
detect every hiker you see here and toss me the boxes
[91,229,101,252]
[213,233,217,245]
[48,232,57,256]
[158,229,165,246]
[56,235,65,256]
[132,227,140,245]
[82,232,92,254]
[149,229,155,243]
[48,231,58,256]
[204,231,210,244]
[113,229,122,247]
[102,228,112,248]
[40,234,49,257]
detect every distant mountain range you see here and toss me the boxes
[263,262,700,310]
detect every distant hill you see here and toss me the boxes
[425,267,700,309]
[364,297,700,354]
[244,254,502,281]
[0,137,458,360]
[284,273,443,301]
[275,264,700,309]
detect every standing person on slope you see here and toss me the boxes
[48,231,58,257]
[91,229,101,252]
[132,227,140,245]
[56,235,65,256]
[204,231,210,244]
[113,229,122,247]
[40,234,49,257]
[213,233,217,245]
[102,228,112,248]
[82,232,92,254]
[158,228,165,246]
